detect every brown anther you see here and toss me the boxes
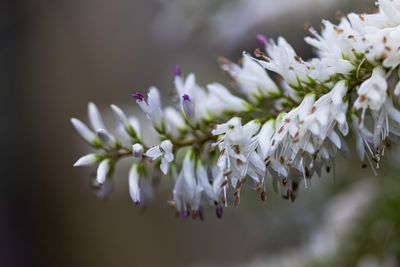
[348,35,355,39]
[234,196,240,207]
[256,183,263,193]
[221,196,227,205]
[223,170,232,176]
[334,26,344,34]
[285,118,291,123]
[294,56,302,62]
[264,158,271,167]
[278,126,284,134]
[261,191,267,202]
[208,146,216,153]
[362,164,368,169]
[311,106,317,113]
[383,36,388,44]
[359,94,367,103]
[272,139,276,146]
[235,181,241,189]
[233,144,241,154]
[254,48,269,61]
[359,14,365,21]
[280,156,285,164]
[221,179,229,188]
[385,46,392,52]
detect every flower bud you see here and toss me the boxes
[132,143,144,158]
[182,94,196,123]
[73,153,98,167]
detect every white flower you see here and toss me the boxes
[96,159,112,185]
[305,20,355,81]
[70,118,100,146]
[207,83,249,113]
[221,54,279,101]
[129,164,141,205]
[174,73,249,123]
[164,106,186,137]
[132,143,144,158]
[73,153,98,167]
[213,118,265,190]
[144,140,174,174]
[254,37,310,85]
[353,66,387,122]
[97,129,119,148]
[181,94,196,123]
[132,87,163,129]
[110,104,141,139]
[88,102,106,131]
[172,152,204,217]
[257,120,275,160]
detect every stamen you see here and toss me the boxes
[132,92,145,101]
[173,65,182,76]
[256,34,268,47]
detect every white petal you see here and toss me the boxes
[88,102,106,131]
[97,129,117,147]
[132,143,144,158]
[145,146,162,160]
[160,158,169,175]
[70,118,97,144]
[96,159,110,184]
[129,164,141,204]
[73,154,97,167]
[110,104,129,127]
[331,81,347,105]
[328,131,341,149]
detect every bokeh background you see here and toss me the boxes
[3,0,400,266]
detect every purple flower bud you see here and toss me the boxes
[216,207,223,219]
[132,92,145,101]
[256,34,268,47]
[181,210,190,219]
[182,94,191,102]
[173,65,182,76]
[182,94,195,123]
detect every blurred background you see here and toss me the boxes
[3,0,400,266]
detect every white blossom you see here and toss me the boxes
[132,87,163,129]
[71,0,400,218]
[144,140,174,175]
[221,54,279,101]
[73,153,98,167]
[129,164,141,205]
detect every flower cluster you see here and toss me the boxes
[72,0,400,219]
